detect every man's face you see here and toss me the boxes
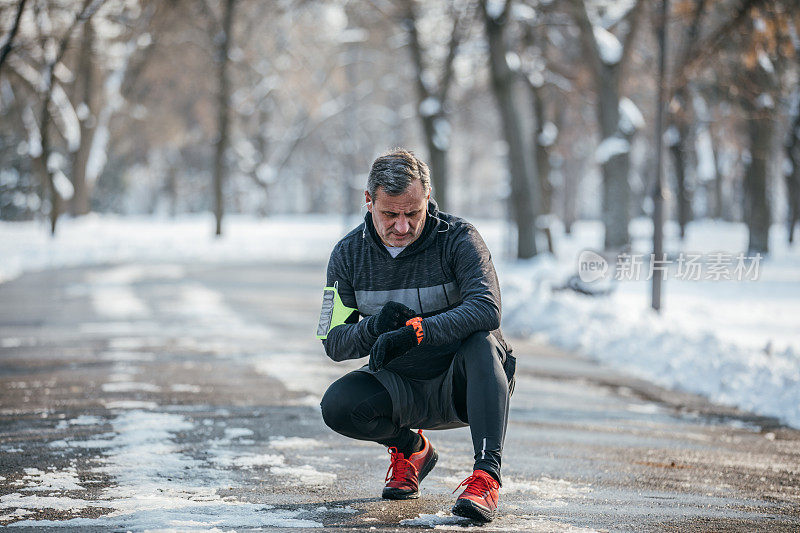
[366,180,429,247]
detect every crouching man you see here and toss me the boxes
[316,149,515,523]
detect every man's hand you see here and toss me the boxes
[368,325,419,372]
[367,301,417,337]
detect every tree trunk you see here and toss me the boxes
[784,102,800,243]
[744,112,772,254]
[404,0,459,212]
[668,86,693,239]
[482,1,540,258]
[597,72,630,250]
[569,0,641,250]
[713,141,724,220]
[421,116,449,210]
[531,84,552,214]
[213,0,236,237]
[69,21,95,216]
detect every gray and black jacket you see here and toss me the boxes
[321,199,512,380]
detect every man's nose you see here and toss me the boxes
[395,216,410,234]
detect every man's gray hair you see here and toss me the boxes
[367,149,431,200]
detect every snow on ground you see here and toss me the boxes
[495,218,800,429]
[1,213,798,429]
[3,407,330,529]
[0,213,344,284]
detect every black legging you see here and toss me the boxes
[320,332,509,483]
[320,371,421,455]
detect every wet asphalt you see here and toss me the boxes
[0,261,798,532]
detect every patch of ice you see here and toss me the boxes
[56,415,104,429]
[101,382,160,393]
[400,511,470,527]
[223,428,254,440]
[14,467,86,492]
[252,352,361,401]
[271,465,336,486]
[103,400,158,410]
[231,454,286,468]
[170,384,201,393]
[269,437,323,450]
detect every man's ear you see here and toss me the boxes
[365,191,373,212]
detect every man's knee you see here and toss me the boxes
[320,381,349,433]
[455,331,506,379]
[457,331,494,363]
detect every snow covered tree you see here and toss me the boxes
[566,0,645,251]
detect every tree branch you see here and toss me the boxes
[566,0,603,84]
[673,0,769,90]
[439,2,466,102]
[0,0,28,73]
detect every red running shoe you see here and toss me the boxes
[382,430,438,500]
[451,469,500,522]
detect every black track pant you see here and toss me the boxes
[320,332,510,482]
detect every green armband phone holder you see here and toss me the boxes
[316,282,358,340]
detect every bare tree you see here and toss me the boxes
[211,0,236,236]
[28,0,106,234]
[402,0,468,211]
[481,0,541,258]
[0,0,28,73]
[567,0,645,250]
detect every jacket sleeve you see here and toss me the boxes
[420,224,501,346]
[320,243,378,361]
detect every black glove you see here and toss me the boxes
[368,325,419,372]
[367,301,417,337]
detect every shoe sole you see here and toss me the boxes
[452,498,495,523]
[382,449,439,500]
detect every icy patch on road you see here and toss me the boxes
[502,476,591,498]
[55,415,104,429]
[9,468,85,492]
[253,352,360,402]
[101,382,160,393]
[402,511,600,531]
[223,427,254,440]
[99,350,156,362]
[400,511,470,527]
[171,384,201,393]
[103,400,158,410]
[269,436,324,450]
[271,465,336,486]
[230,454,286,468]
[2,410,326,528]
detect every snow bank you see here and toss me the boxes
[499,218,800,428]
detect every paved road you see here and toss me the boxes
[0,261,798,532]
